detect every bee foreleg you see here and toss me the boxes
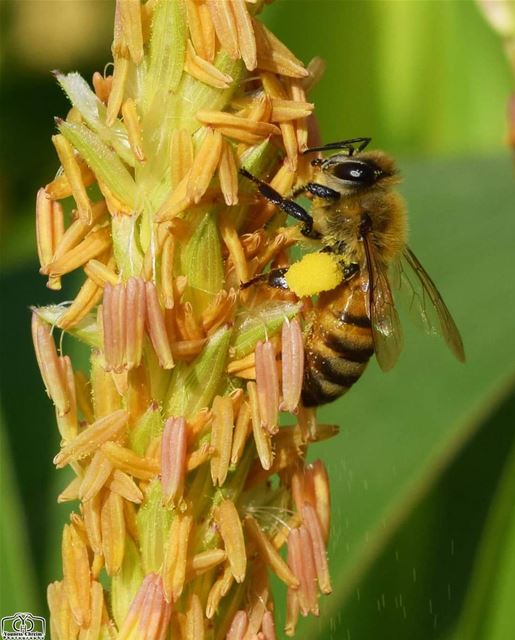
[239,167,316,236]
[291,182,340,200]
[241,268,289,290]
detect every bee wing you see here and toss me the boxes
[363,235,403,371]
[395,247,465,362]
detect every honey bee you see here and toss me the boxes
[241,137,465,407]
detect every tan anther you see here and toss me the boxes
[58,276,103,330]
[248,380,272,470]
[57,476,82,503]
[280,317,304,413]
[82,492,103,555]
[45,226,112,278]
[206,0,239,60]
[122,98,145,161]
[253,20,309,78]
[92,71,112,103]
[125,277,146,369]
[102,441,160,479]
[216,500,247,583]
[156,170,194,222]
[186,0,215,62]
[84,257,119,288]
[109,469,144,503]
[303,56,327,93]
[287,78,310,151]
[270,97,314,123]
[52,134,93,224]
[52,201,108,264]
[54,409,127,468]
[230,400,252,465]
[161,416,187,505]
[201,288,237,334]
[106,56,129,126]
[227,610,248,640]
[255,340,280,434]
[185,40,234,89]
[188,128,223,203]
[206,565,234,619]
[145,281,175,369]
[79,450,113,502]
[118,0,144,64]
[210,395,234,486]
[36,189,64,290]
[74,370,94,424]
[101,490,126,576]
[184,593,205,640]
[161,235,175,309]
[172,338,207,361]
[220,214,248,283]
[219,140,239,205]
[170,129,194,190]
[301,503,332,595]
[230,0,257,71]
[196,110,280,145]
[245,515,299,589]
[56,355,78,441]
[32,313,70,417]
[62,522,91,627]
[162,513,193,602]
[189,548,227,577]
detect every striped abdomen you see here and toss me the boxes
[302,275,374,407]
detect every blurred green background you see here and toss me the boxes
[1,1,514,638]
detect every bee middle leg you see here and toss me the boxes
[239,168,319,239]
[241,267,289,290]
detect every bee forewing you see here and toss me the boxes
[395,247,465,362]
[363,234,403,372]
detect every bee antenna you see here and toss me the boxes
[302,137,372,157]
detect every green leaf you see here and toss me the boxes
[266,0,512,156]
[316,383,515,640]
[0,417,39,612]
[454,415,515,640]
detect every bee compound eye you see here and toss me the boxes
[332,161,377,186]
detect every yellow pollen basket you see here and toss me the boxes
[285,252,344,297]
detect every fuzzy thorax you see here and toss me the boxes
[311,150,408,266]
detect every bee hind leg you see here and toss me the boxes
[241,268,289,290]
